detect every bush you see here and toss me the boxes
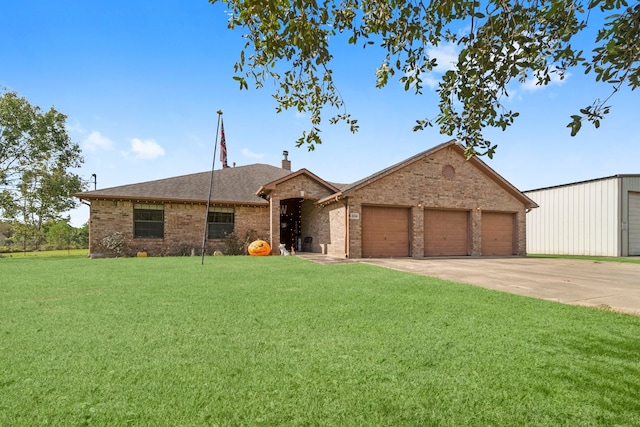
[100,232,127,257]
[220,229,260,255]
[221,232,245,255]
[162,242,196,257]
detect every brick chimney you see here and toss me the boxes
[281,150,291,170]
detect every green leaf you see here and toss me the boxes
[212,0,636,155]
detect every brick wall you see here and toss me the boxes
[301,199,332,253]
[88,199,269,257]
[327,203,347,257]
[339,146,528,258]
[267,173,336,254]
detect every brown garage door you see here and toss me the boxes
[424,209,469,256]
[362,206,410,257]
[482,212,515,256]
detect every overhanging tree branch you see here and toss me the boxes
[211,0,638,157]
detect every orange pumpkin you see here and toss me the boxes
[248,240,271,256]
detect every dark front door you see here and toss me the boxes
[280,198,302,251]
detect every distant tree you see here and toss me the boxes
[73,222,89,248]
[0,90,84,230]
[0,221,12,239]
[46,219,73,250]
[210,0,639,157]
[12,222,39,252]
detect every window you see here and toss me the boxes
[208,207,234,239]
[134,203,164,238]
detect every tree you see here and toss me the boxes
[46,219,73,250]
[72,222,89,248]
[210,0,639,157]
[0,90,84,229]
[45,220,89,250]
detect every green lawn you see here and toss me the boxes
[528,253,640,264]
[1,256,639,426]
[1,248,88,258]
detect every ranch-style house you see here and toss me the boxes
[75,140,537,258]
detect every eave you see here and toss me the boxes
[74,194,269,207]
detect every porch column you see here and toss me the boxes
[269,196,281,255]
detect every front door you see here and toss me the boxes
[280,198,302,251]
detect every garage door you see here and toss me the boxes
[424,209,469,256]
[482,212,515,256]
[629,192,640,256]
[362,206,410,257]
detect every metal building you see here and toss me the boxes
[524,175,640,257]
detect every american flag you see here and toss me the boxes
[220,119,228,168]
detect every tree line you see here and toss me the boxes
[0,219,88,252]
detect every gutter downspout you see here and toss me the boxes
[79,198,92,256]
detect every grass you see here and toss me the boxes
[528,253,640,264]
[1,256,639,426]
[0,248,88,258]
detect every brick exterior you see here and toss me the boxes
[88,199,269,256]
[83,142,532,258]
[326,203,347,257]
[266,173,335,255]
[325,145,528,258]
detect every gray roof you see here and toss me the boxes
[75,164,293,205]
[76,141,537,209]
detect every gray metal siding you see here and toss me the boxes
[620,177,640,256]
[525,178,620,256]
[629,193,640,255]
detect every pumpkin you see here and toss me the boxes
[248,240,271,256]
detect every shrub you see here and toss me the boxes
[221,232,245,255]
[100,232,127,257]
[162,242,196,257]
[220,229,260,255]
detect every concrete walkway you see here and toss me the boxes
[298,254,640,315]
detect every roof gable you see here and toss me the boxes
[256,168,341,198]
[317,140,537,208]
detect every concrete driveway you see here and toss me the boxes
[358,257,640,315]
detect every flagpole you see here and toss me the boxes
[201,110,223,265]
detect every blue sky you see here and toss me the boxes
[1,1,638,226]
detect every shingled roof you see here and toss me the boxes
[75,164,293,205]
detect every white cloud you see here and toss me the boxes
[67,121,86,134]
[83,131,114,151]
[427,43,459,73]
[522,69,570,92]
[405,43,460,89]
[129,138,165,159]
[242,148,265,159]
[423,75,440,89]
